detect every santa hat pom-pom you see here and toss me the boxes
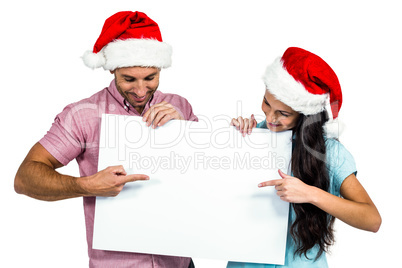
[82,50,106,69]
[323,118,345,139]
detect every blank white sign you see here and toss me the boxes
[94,114,291,265]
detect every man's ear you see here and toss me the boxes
[110,70,115,74]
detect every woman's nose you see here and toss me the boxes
[267,111,277,123]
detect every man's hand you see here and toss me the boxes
[230,114,257,137]
[78,165,149,197]
[142,101,184,128]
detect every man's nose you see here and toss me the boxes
[133,81,147,96]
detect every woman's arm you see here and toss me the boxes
[259,170,382,232]
[312,173,381,232]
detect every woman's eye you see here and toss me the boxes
[280,112,289,117]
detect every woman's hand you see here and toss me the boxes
[258,169,314,203]
[259,170,382,232]
[230,114,257,136]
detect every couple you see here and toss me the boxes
[14,11,381,268]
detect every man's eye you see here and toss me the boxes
[280,112,289,117]
[125,78,134,82]
[145,76,155,81]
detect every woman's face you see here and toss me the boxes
[262,90,300,132]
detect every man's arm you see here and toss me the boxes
[14,143,149,201]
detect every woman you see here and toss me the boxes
[229,47,381,267]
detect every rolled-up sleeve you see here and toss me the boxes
[39,104,85,166]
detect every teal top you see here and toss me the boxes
[227,120,357,268]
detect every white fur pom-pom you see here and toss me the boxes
[323,118,345,139]
[81,50,106,69]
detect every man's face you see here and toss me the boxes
[112,67,160,114]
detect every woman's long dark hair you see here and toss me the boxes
[290,110,335,260]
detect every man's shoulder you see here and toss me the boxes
[57,87,110,121]
[68,87,109,107]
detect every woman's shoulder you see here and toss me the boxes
[325,138,357,191]
[325,138,351,157]
[325,137,342,151]
[325,138,355,163]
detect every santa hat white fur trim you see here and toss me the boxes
[262,57,328,116]
[323,118,345,138]
[82,38,172,70]
[82,50,106,69]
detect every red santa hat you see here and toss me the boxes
[82,11,172,70]
[263,47,343,136]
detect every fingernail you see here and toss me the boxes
[258,183,262,187]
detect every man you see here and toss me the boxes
[14,11,197,268]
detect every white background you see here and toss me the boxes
[1,0,400,267]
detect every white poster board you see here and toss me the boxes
[94,114,292,265]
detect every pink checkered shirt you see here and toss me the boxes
[39,80,198,267]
